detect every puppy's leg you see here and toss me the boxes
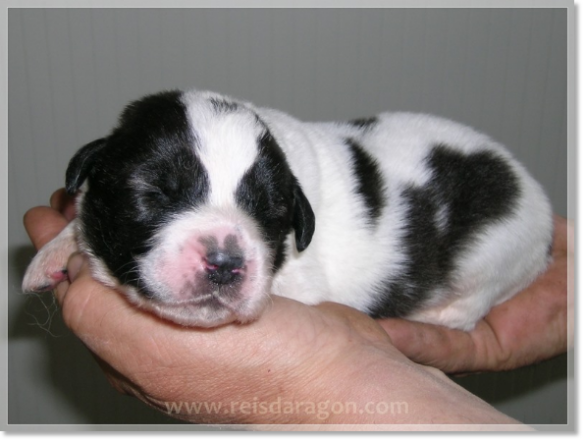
[22,220,79,293]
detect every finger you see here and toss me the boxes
[481,270,568,369]
[53,280,70,305]
[566,218,574,347]
[23,206,69,250]
[53,253,84,306]
[49,188,67,210]
[50,188,77,221]
[57,254,193,364]
[58,254,126,331]
[549,215,567,256]
[377,317,479,373]
[90,352,144,398]
[57,254,262,389]
[315,301,398,353]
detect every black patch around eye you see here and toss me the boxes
[235,131,295,273]
[130,148,209,225]
[79,90,210,294]
[368,144,521,318]
[345,138,386,225]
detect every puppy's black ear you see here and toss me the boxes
[292,180,315,252]
[65,138,108,195]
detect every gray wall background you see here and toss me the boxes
[8,8,568,425]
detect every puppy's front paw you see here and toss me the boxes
[22,222,78,293]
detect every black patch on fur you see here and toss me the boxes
[73,90,210,297]
[369,144,521,318]
[346,138,386,224]
[348,116,378,130]
[66,138,108,194]
[236,131,314,273]
[209,98,239,113]
[429,146,521,226]
[291,178,315,252]
[372,186,446,317]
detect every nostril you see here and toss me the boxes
[204,251,244,285]
[205,262,220,271]
[205,252,244,270]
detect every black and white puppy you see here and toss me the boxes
[22,89,553,331]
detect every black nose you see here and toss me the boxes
[205,251,244,285]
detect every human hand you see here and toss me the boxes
[378,215,572,374]
[22,189,520,426]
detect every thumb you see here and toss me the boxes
[53,252,87,305]
[67,252,86,282]
[377,317,476,373]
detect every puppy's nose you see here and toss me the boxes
[204,251,244,285]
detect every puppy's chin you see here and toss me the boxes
[118,284,271,328]
[82,254,268,328]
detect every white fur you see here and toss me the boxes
[23,90,553,331]
[249,107,552,330]
[183,91,263,207]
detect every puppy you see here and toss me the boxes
[22,89,553,331]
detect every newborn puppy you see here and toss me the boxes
[22,89,553,331]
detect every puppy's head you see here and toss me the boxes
[66,90,314,327]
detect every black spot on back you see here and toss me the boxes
[369,144,521,318]
[346,138,386,225]
[427,145,521,227]
[209,98,239,113]
[372,186,445,317]
[348,116,378,130]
